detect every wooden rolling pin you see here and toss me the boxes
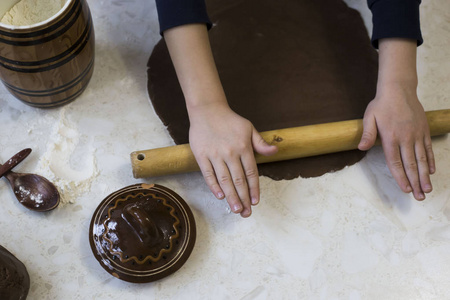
[131,109,450,178]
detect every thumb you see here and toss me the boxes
[252,128,278,156]
[358,114,378,151]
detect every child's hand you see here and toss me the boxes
[358,83,435,200]
[188,102,277,217]
[358,38,434,200]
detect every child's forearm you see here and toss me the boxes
[377,38,418,93]
[163,23,228,113]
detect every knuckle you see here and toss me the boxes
[382,132,397,143]
[202,170,216,182]
[400,136,414,145]
[390,160,404,170]
[384,140,399,150]
[233,176,246,187]
[257,136,268,146]
[221,148,233,158]
[417,154,428,164]
[202,149,217,159]
[221,144,247,157]
[362,132,374,140]
[236,142,248,151]
[405,161,418,171]
[235,144,250,155]
[406,134,417,144]
[219,175,231,185]
[245,168,258,179]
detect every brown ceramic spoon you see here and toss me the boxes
[1,149,60,212]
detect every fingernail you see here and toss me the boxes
[217,192,224,198]
[418,193,425,200]
[251,197,259,205]
[233,204,242,212]
[405,185,412,193]
[241,209,251,218]
[424,184,432,192]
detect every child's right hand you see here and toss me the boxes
[188,102,278,217]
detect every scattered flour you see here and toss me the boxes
[16,185,44,206]
[1,0,67,26]
[37,108,98,205]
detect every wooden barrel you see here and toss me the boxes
[0,0,95,108]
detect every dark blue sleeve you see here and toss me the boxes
[367,0,423,48]
[155,0,212,35]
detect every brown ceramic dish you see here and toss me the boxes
[89,184,196,283]
[0,245,30,300]
[0,0,95,108]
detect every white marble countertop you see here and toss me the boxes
[1,0,450,299]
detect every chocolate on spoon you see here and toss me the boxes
[0,149,60,212]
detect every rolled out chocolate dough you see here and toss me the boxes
[0,245,30,300]
[147,0,378,180]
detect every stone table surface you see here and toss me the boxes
[1,0,450,299]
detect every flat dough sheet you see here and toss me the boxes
[147,0,378,180]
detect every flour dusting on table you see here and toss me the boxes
[37,109,98,204]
